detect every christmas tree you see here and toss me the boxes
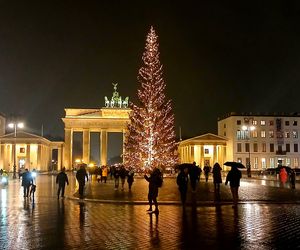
[124,27,178,169]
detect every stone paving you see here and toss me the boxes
[0,174,299,249]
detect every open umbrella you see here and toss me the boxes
[176,163,193,171]
[275,165,292,173]
[224,161,246,169]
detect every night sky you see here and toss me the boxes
[1,1,300,141]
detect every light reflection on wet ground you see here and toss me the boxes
[0,175,299,249]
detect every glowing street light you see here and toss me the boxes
[8,122,25,179]
[242,125,256,177]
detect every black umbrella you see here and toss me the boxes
[224,161,246,169]
[177,163,193,171]
[275,165,292,173]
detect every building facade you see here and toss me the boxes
[218,113,300,170]
[178,133,227,167]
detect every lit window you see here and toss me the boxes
[261,120,266,126]
[252,130,258,138]
[261,158,266,169]
[293,131,298,138]
[270,158,275,168]
[261,131,266,138]
[254,157,258,169]
[285,131,290,138]
[286,158,291,166]
[294,158,299,167]
[269,131,274,138]
[252,120,258,125]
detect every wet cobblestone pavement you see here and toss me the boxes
[0,174,299,249]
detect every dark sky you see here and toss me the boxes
[1,0,300,140]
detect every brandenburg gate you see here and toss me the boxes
[62,84,130,169]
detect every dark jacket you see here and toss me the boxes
[56,172,69,186]
[127,170,134,183]
[212,164,222,184]
[144,168,162,192]
[76,168,88,184]
[177,171,189,190]
[189,165,200,181]
[225,168,242,187]
[21,171,33,187]
[119,167,127,179]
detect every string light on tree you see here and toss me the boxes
[124,26,178,170]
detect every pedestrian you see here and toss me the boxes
[189,162,200,192]
[102,165,108,183]
[76,164,89,199]
[29,183,36,199]
[21,169,33,198]
[176,166,189,205]
[96,166,102,183]
[203,164,210,182]
[289,169,296,189]
[279,168,288,187]
[113,165,120,190]
[225,166,242,207]
[212,162,222,192]
[127,167,134,191]
[119,165,127,191]
[144,166,163,214]
[56,167,69,198]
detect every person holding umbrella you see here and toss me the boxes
[224,162,242,207]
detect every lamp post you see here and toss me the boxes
[8,122,24,179]
[242,125,255,177]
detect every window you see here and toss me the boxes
[286,143,290,152]
[269,131,274,138]
[285,131,290,138]
[237,158,242,163]
[252,130,258,138]
[294,144,298,153]
[254,157,258,169]
[285,121,290,126]
[237,143,242,152]
[261,131,266,138]
[269,120,274,126]
[224,124,226,128]
[205,149,209,154]
[278,145,282,152]
[293,121,298,126]
[252,120,258,125]
[270,143,274,152]
[254,143,258,152]
[260,120,266,126]
[245,143,250,152]
[293,131,298,138]
[261,158,266,169]
[286,158,291,166]
[270,158,275,168]
[262,143,266,152]
[20,147,25,153]
[294,158,299,167]
[237,120,241,125]
[224,132,226,137]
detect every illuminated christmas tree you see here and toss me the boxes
[124,27,178,169]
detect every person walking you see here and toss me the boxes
[113,166,120,190]
[289,169,296,189]
[102,166,108,183]
[212,162,222,192]
[56,167,69,199]
[225,166,242,207]
[176,166,189,205]
[119,165,127,191]
[189,162,200,192]
[279,168,288,187]
[21,169,33,198]
[127,167,134,191]
[144,166,162,214]
[203,164,210,182]
[76,164,89,199]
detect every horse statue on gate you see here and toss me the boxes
[122,97,129,108]
[104,96,110,107]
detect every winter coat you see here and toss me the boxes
[76,168,88,184]
[176,171,188,191]
[212,164,222,184]
[21,171,33,187]
[225,168,241,187]
[56,172,69,186]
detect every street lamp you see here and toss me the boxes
[242,125,255,177]
[8,122,24,179]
